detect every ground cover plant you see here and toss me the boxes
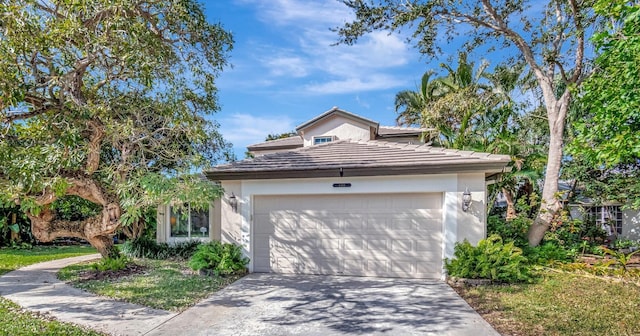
[58,258,241,312]
[120,236,201,260]
[188,241,249,276]
[0,245,104,336]
[454,270,640,336]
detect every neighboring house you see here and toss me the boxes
[493,181,640,241]
[158,107,511,279]
[568,202,640,241]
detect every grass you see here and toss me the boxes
[455,270,640,336]
[58,258,242,312]
[0,245,105,336]
[0,245,98,275]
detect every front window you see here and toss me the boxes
[314,136,333,145]
[170,205,209,238]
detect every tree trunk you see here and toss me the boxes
[527,91,570,246]
[503,188,517,221]
[87,235,119,259]
[27,203,121,258]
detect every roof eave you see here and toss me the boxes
[205,162,509,181]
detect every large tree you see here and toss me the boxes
[0,0,233,257]
[571,0,639,170]
[567,0,640,209]
[336,0,598,246]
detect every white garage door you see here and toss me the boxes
[253,193,443,278]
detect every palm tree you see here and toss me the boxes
[394,70,441,127]
[425,52,491,149]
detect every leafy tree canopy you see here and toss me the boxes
[570,0,640,168]
[336,0,599,246]
[0,0,233,256]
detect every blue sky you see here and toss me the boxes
[204,0,549,159]
[205,0,446,158]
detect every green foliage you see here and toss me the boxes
[601,246,640,273]
[188,241,249,276]
[0,0,232,248]
[91,255,130,272]
[445,235,532,283]
[487,215,530,248]
[52,196,102,221]
[120,236,201,260]
[571,0,640,169]
[612,238,639,250]
[0,205,33,247]
[265,131,297,141]
[523,242,575,265]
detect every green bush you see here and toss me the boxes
[445,235,532,283]
[524,242,576,265]
[487,215,530,248]
[120,236,201,260]
[92,255,129,272]
[188,241,249,276]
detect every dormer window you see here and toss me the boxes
[313,136,334,145]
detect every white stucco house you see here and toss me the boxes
[157,107,511,279]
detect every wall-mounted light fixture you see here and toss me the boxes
[229,193,238,213]
[462,188,472,212]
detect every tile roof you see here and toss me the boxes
[377,126,433,136]
[206,139,511,180]
[246,136,303,150]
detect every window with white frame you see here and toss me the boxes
[313,136,333,145]
[169,205,209,238]
[587,205,622,235]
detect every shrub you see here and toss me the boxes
[121,236,201,260]
[487,215,530,248]
[92,255,129,272]
[189,241,249,276]
[445,234,532,283]
[524,242,575,265]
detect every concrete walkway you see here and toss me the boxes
[0,254,177,335]
[0,256,499,336]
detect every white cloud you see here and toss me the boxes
[305,75,407,94]
[219,113,296,152]
[264,55,309,77]
[237,0,352,26]
[234,0,413,94]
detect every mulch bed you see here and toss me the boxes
[579,253,640,269]
[75,263,148,282]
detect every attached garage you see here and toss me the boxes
[252,193,443,278]
[204,109,510,280]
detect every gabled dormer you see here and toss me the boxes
[246,107,430,156]
[296,107,379,146]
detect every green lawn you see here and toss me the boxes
[456,271,640,336]
[0,245,105,336]
[58,258,242,312]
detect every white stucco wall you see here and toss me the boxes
[219,173,487,278]
[622,209,640,241]
[300,114,373,146]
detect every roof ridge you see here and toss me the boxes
[247,135,302,147]
[379,125,430,131]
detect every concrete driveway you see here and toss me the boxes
[148,273,498,336]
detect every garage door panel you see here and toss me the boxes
[253,193,443,279]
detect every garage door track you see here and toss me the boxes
[148,273,498,336]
